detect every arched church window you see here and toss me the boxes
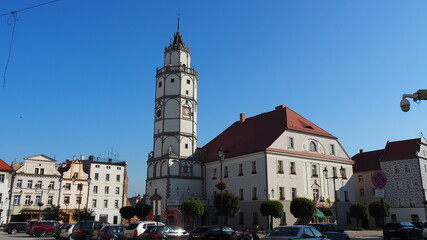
[309,141,317,152]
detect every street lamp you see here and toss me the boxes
[400,89,427,112]
[64,200,70,223]
[218,147,226,240]
[323,166,345,226]
[72,177,83,222]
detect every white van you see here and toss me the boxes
[124,221,165,240]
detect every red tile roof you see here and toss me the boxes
[351,149,384,172]
[200,105,336,162]
[0,158,13,171]
[381,138,421,162]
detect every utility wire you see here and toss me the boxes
[0,0,59,17]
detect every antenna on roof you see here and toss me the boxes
[422,132,424,138]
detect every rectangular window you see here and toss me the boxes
[344,191,349,201]
[0,174,4,183]
[36,180,42,189]
[105,186,109,194]
[49,181,55,189]
[187,79,190,84]
[407,181,412,190]
[73,172,78,178]
[0,193,2,202]
[14,195,21,205]
[330,144,335,155]
[238,164,243,176]
[115,187,120,194]
[252,187,257,200]
[358,175,363,182]
[104,200,108,208]
[48,196,53,205]
[335,190,340,201]
[16,179,22,188]
[35,195,41,204]
[252,212,258,225]
[93,186,98,194]
[92,199,97,208]
[409,199,415,207]
[391,214,397,222]
[292,188,297,199]
[333,167,337,177]
[25,195,31,205]
[27,180,33,189]
[158,81,162,88]
[288,137,294,149]
[277,161,284,173]
[213,168,217,179]
[65,183,71,190]
[77,183,83,191]
[311,165,318,176]
[171,78,175,83]
[405,165,410,172]
[252,161,257,174]
[239,189,244,200]
[35,168,39,174]
[185,143,188,149]
[290,162,296,174]
[411,214,419,222]
[224,166,228,178]
[116,175,120,182]
[76,197,81,204]
[395,165,400,173]
[40,168,44,175]
[279,187,285,200]
[114,200,119,208]
[64,196,70,204]
[106,174,110,181]
[360,188,365,197]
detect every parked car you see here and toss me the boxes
[416,221,427,240]
[91,223,110,240]
[384,222,421,240]
[26,220,38,236]
[95,224,126,240]
[71,221,109,240]
[60,224,75,240]
[140,225,189,240]
[124,221,165,240]
[30,220,59,237]
[4,222,28,234]
[262,226,329,240]
[308,223,349,240]
[54,224,68,239]
[188,225,241,240]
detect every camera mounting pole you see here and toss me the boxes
[400,89,427,112]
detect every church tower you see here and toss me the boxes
[146,19,203,219]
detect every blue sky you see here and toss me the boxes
[1,0,426,196]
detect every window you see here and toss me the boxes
[391,214,397,222]
[65,183,71,190]
[238,164,243,176]
[405,165,410,172]
[25,195,31,205]
[313,189,319,201]
[77,183,83,191]
[309,141,317,152]
[76,197,81,204]
[399,198,404,207]
[115,187,120,194]
[291,188,297,199]
[107,166,111,169]
[35,195,41,204]
[409,199,415,207]
[279,187,285,200]
[344,191,349,201]
[94,173,99,181]
[239,212,244,225]
[277,161,284,173]
[27,180,33,189]
[358,175,363,182]
[106,174,110,181]
[397,181,402,190]
[93,186,98,194]
[73,172,78,178]
[288,137,294,149]
[239,189,244,200]
[252,212,258,225]
[171,78,175,83]
[252,187,257,200]
[0,193,2,202]
[187,79,190,84]
[411,214,419,222]
[114,200,119,208]
[35,168,39,174]
[330,144,335,155]
[185,143,188,149]
[212,168,217,179]
[341,168,347,179]
[311,165,318,176]
[0,174,4,183]
[224,167,228,178]
[105,186,109,194]
[335,190,340,201]
[346,212,352,224]
[48,196,53,205]
[407,181,412,190]
[64,196,70,204]
[158,81,162,88]
[36,180,42,189]
[251,161,257,174]
[40,168,44,174]
[332,167,337,178]
[95,165,100,168]
[92,199,97,208]
[360,188,365,197]
[117,167,121,170]
[395,165,400,173]
[49,181,55,189]
[16,179,22,188]
[290,162,296,174]
[116,175,120,182]
[104,200,108,208]
[185,90,189,95]
[14,195,21,205]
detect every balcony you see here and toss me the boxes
[156,66,198,77]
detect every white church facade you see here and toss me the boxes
[145,23,355,229]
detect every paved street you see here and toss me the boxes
[0,232,54,240]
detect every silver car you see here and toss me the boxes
[263,226,329,240]
[60,224,75,240]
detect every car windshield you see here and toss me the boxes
[386,223,401,228]
[192,227,210,233]
[269,227,299,237]
[127,223,139,230]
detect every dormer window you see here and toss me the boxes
[309,141,317,152]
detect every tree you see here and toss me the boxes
[135,201,152,220]
[290,197,316,224]
[213,192,241,225]
[318,207,333,217]
[182,200,204,227]
[350,202,369,227]
[369,200,391,227]
[73,207,95,221]
[260,200,284,230]
[120,206,136,224]
[44,205,68,222]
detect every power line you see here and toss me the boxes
[0,0,59,17]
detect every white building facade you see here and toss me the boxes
[0,158,13,225]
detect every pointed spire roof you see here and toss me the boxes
[166,17,189,52]
[200,105,336,162]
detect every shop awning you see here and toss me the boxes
[314,209,325,218]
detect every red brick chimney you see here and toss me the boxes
[240,113,246,125]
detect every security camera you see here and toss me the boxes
[400,98,410,112]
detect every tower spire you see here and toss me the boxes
[177,15,180,33]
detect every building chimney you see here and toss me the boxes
[108,158,113,163]
[359,149,364,153]
[73,156,77,160]
[80,155,85,160]
[97,157,101,161]
[89,155,94,161]
[275,105,286,111]
[240,113,246,125]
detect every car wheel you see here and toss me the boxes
[40,230,48,237]
[11,229,17,234]
[109,237,118,240]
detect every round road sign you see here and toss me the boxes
[371,170,387,189]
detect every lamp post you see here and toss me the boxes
[72,177,83,222]
[37,202,44,220]
[218,147,225,240]
[323,166,345,226]
[65,200,70,223]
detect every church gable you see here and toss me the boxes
[24,154,56,162]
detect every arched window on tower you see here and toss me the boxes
[309,141,317,152]
[182,162,190,176]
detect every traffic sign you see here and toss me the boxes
[371,170,387,189]
[375,188,385,198]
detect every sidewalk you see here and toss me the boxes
[346,230,383,238]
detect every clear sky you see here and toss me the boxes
[1,0,426,197]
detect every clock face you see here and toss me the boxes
[183,107,191,117]
[156,109,162,118]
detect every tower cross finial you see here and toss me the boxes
[177,14,180,33]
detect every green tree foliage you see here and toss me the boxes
[120,206,136,224]
[318,207,333,217]
[182,200,204,227]
[135,201,152,220]
[260,200,284,230]
[350,202,369,227]
[290,197,316,224]
[214,192,241,225]
[73,207,95,221]
[369,200,390,226]
[44,205,68,222]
